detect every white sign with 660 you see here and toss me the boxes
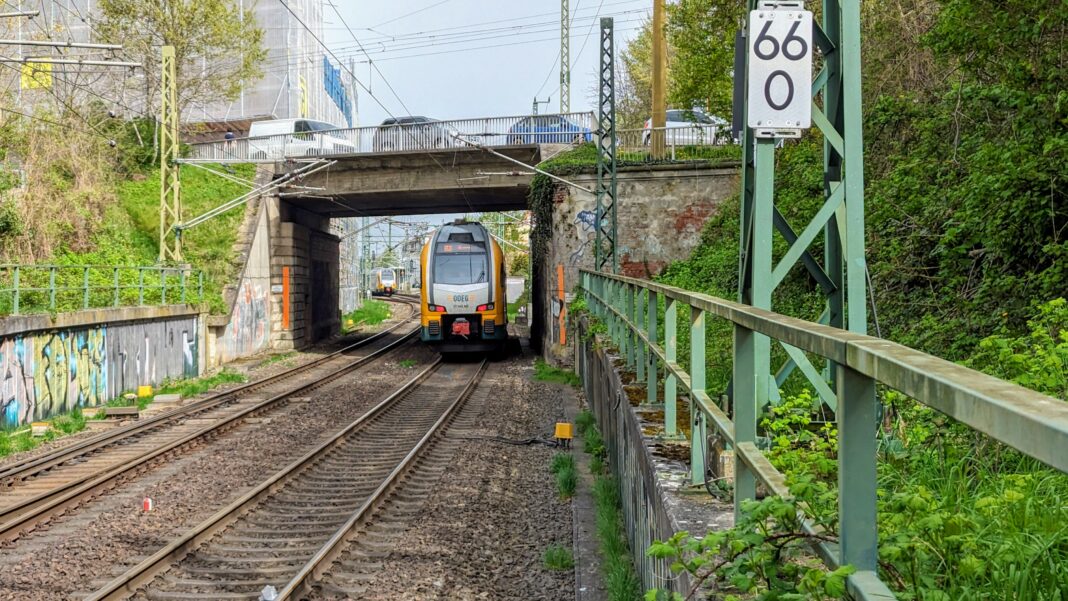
[747,7,813,136]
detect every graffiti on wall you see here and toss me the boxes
[0,317,199,428]
[217,280,269,363]
[1,338,34,427]
[570,209,597,267]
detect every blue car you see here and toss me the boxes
[507,115,593,144]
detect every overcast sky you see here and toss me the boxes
[320,1,647,258]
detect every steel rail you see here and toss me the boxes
[0,301,420,542]
[276,359,486,600]
[0,297,414,484]
[84,358,485,601]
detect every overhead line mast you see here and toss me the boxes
[560,0,570,112]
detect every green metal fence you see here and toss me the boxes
[0,264,204,316]
[579,268,1068,600]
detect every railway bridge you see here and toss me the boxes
[180,111,737,355]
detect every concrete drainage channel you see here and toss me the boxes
[81,359,487,601]
[0,298,419,543]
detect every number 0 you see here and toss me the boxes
[764,70,795,111]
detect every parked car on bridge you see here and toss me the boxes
[372,116,456,151]
[506,115,593,144]
[247,118,356,159]
[642,109,726,146]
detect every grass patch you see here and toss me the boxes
[398,359,417,369]
[556,459,578,499]
[576,409,596,435]
[342,300,391,332]
[544,544,576,571]
[258,351,297,368]
[0,406,88,459]
[103,370,248,411]
[533,359,581,387]
[153,369,247,406]
[551,452,575,474]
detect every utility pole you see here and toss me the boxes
[560,0,570,113]
[650,0,667,158]
[532,96,550,115]
[158,45,182,262]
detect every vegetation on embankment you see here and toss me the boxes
[0,109,256,314]
[632,1,1068,599]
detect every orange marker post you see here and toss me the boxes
[282,266,290,330]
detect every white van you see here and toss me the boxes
[247,119,356,159]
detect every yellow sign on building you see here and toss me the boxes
[20,61,52,89]
[298,75,309,118]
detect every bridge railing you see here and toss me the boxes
[579,268,1068,599]
[184,112,597,163]
[615,125,734,162]
[0,264,204,316]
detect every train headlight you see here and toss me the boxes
[476,303,495,312]
[428,304,447,312]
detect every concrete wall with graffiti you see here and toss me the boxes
[539,164,739,364]
[214,205,272,364]
[0,310,200,428]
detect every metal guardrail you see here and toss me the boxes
[0,264,203,316]
[579,269,1068,601]
[184,112,597,163]
[616,125,733,162]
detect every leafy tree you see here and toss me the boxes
[665,0,744,118]
[97,0,266,117]
[617,21,654,130]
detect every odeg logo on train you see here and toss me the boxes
[746,3,813,137]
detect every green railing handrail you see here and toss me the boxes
[580,268,1068,601]
[0,264,204,316]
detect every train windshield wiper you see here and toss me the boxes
[475,269,486,283]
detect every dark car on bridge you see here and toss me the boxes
[506,115,593,144]
[372,116,456,151]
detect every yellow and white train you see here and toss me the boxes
[419,220,508,353]
[370,267,398,296]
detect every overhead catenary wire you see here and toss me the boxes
[278,0,479,214]
[254,7,647,70]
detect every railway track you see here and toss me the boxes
[84,358,486,601]
[0,297,419,543]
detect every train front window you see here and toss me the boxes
[434,253,487,285]
[381,269,395,280]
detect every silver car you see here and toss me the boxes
[642,109,727,146]
[247,119,356,160]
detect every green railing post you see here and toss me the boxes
[646,289,658,405]
[180,269,187,304]
[138,268,145,305]
[625,283,635,368]
[161,269,167,305]
[198,270,204,302]
[113,267,120,307]
[690,305,706,485]
[837,364,879,572]
[635,288,646,382]
[733,323,758,519]
[48,266,56,312]
[12,266,20,315]
[82,267,90,309]
[665,297,678,437]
